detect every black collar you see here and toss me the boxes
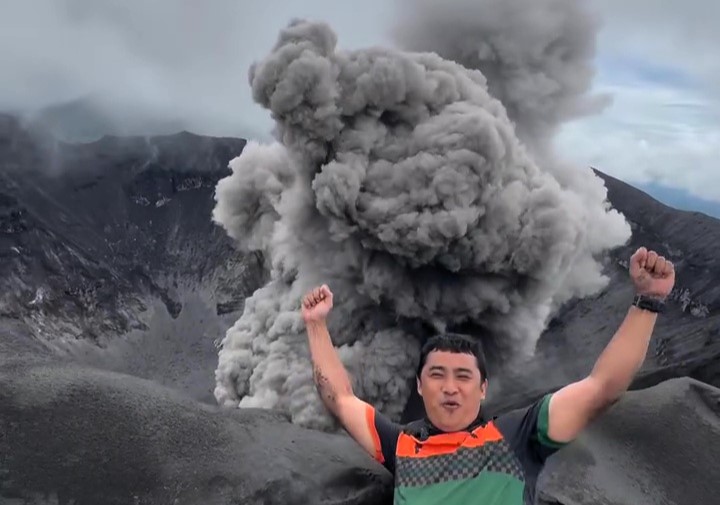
[405,411,488,441]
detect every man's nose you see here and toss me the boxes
[442,379,459,394]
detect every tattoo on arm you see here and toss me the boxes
[313,364,337,404]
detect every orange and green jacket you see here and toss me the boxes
[366,394,565,505]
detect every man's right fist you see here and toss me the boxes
[301,284,333,323]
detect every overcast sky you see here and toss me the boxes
[557,0,720,203]
[1,0,718,203]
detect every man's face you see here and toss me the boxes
[417,350,487,432]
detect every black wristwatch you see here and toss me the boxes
[632,294,666,313]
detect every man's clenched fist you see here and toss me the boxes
[301,284,334,323]
[630,247,675,299]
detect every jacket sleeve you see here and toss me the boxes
[494,393,567,464]
[365,404,402,474]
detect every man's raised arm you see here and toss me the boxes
[301,285,396,463]
[546,247,676,444]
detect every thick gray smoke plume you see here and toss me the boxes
[392,0,612,148]
[213,3,631,429]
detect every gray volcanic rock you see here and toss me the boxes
[537,378,720,505]
[1,358,717,505]
[0,359,393,505]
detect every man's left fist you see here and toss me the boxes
[629,247,676,299]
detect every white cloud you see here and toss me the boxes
[556,81,720,201]
[555,0,720,203]
[0,0,395,138]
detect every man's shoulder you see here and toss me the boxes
[494,393,549,420]
[493,393,566,451]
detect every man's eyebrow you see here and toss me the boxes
[454,367,474,375]
[427,365,474,374]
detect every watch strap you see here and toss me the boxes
[632,294,665,313]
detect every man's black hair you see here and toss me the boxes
[416,332,488,381]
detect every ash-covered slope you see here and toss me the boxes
[470,168,720,416]
[0,359,393,505]
[537,377,720,505]
[0,113,264,401]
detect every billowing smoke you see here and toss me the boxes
[392,0,612,148]
[213,1,631,430]
[388,0,631,310]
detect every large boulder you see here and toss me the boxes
[538,377,720,505]
[0,358,393,505]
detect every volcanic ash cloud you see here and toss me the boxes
[212,18,630,430]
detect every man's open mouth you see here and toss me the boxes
[441,401,460,410]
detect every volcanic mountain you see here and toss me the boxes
[1,114,718,505]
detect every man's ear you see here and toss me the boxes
[480,378,488,400]
[416,376,423,397]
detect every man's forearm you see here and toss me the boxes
[305,320,354,414]
[590,305,658,401]
[547,248,674,443]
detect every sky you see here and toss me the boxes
[1,0,718,207]
[556,0,720,205]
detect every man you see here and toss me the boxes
[301,246,675,504]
